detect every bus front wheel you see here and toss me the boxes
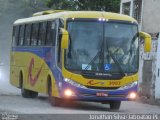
[48,84,61,106]
[109,101,121,110]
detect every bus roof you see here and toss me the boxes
[13,11,137,25]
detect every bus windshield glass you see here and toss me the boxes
[65,20,139,74]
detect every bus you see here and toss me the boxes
[10,10,151,110]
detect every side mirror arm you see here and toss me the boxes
[139,32,151,52]
[61,28,69,49]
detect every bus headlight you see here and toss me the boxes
[118,81,138,90]
[64,89,74,97]
[64,78,87,89]
[127,92,137,99]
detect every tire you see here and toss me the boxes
[21,88,32,98]
[30,91,38,98]
[21,87,38,98]
[20,72,38,98]
[110,101,121,110]
[48,83,61,106]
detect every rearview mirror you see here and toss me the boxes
[139,32,151,52]
[61,28,69,49]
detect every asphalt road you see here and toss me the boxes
[0,94,160,120]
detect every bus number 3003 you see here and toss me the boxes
[109,81,121,86]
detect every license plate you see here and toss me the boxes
[96,92,108,97]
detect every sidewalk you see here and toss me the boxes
[0,88,20,96]
[137,95,160,106]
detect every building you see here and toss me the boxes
[120,0,160,36]
[120,0,160,101]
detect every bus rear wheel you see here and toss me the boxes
[20,72,38,98]
[21,88,38,98]
[109,101,121,110]
[30,91,38,98]
[48,84,61,106]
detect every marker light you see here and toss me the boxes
[98,18,102,21]
[127,92,137,99]
[64,89,74,97]
[102,18,105,21]
[98,18,105,21]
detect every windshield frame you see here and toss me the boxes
[64,18,139,75]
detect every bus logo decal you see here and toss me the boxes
[28,58,43,86]
[87,80,104,85]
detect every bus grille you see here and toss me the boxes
[79,93,125,98]
[86,86,120,90]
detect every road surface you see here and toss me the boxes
[0,93,160,120]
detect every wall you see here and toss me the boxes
[0,0,47,94]
[142,0,160,33]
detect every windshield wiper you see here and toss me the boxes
[83,50,102,71]
[108,51,126,77]
[105,39,125,77]
[84,42,104,71]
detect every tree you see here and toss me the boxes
[46,0,120,12]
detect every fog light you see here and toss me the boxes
[64,89,74,97]
[127,92,137,99]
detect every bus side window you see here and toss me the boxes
[24,24,32,46]
[46,21,57,46]
[12,26,20,46]
[38,22,47,46]
[19,25,25,46]
[51,21,57,46]
[46,21,51,46]
[31,23,39,46]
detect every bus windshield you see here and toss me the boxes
[65,20,139,74]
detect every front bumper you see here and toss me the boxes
[60,82,138,102]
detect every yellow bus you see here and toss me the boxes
[10,10,151,110]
